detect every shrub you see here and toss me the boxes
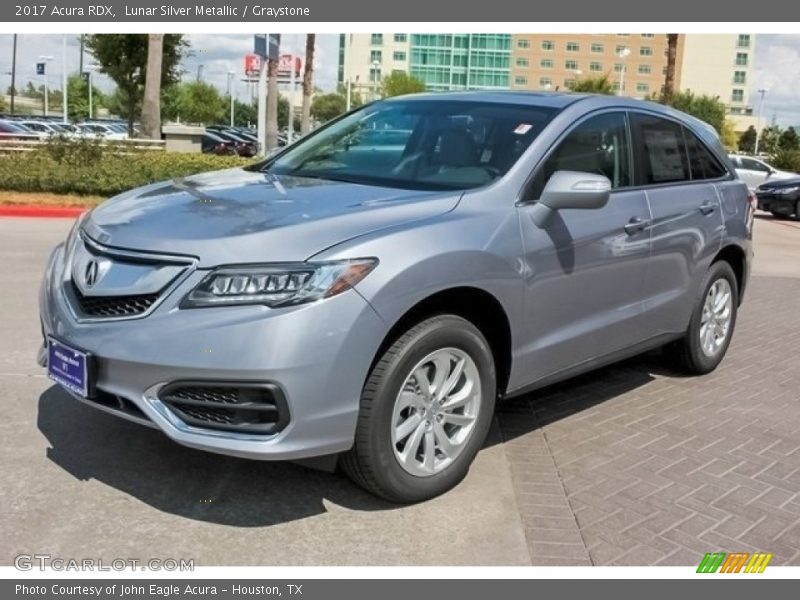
[769,148,800,173]
[0,147,253,197]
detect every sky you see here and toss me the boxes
[2,33,800,127]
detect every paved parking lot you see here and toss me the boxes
[1,214,799,566]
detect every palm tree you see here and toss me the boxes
[141,33,164,139]
[301,34,316,135]
[266,55,279,150]
[663,34,679,105]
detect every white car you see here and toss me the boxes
[78,122,129,140]
[728,154,796,190]
[19,120,75,138]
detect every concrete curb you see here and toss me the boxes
[0,205,86,218]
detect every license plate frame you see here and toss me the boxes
[46,336,95,398]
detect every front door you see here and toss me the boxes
[516,111,653,383]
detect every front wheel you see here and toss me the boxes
[340,315,496,503]
[665,261,738,375]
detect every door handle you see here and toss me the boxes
[624,216,651,235]
[699,200,717,215]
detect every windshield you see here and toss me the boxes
[264,99,558,191]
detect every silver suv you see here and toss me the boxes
[39,92,753,502]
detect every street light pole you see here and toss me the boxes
[39,55,54,117]
[754,88,767,155]
[617,48,631,96]
[10,34,17,115]
[227,71,235,127]
[371,59,380,101]
[62,35,68,124]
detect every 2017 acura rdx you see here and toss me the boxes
[39,92,753,502]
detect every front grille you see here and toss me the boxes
[71,282,159,317]
[158,382,289,435]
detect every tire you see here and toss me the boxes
[340,315,496,503]
[665,261,738,375]
[795,200,800,221]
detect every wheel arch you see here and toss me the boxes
[368,286,513,397]
[711,244,747,305]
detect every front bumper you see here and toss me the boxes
[38,243,387,461]
[756,192,799,215]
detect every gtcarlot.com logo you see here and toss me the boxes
[697,552,773,573]
[14,554,194,571]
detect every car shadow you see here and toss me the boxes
[37,350,668,527]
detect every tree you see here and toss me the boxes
[141,34,164,139]
[738,126,757,153]
[663,34,680,105]
[233,99,257,127]
[85,34,187,135]
[162,81,226,124]
[65,74,106,120]
[721,119,738,151]
[567,74,616,94]
[336,83,363,109]
[778,127,799,152]
[381,71,426,97]
[668,90,726,134]
[311,93,347,123]
[301,34,315,135]
[266,56,279,150]
[758,125,782,155]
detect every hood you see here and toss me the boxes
[757,176,800,190]
[84,168,461,266]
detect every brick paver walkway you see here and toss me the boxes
[498,276,800,566]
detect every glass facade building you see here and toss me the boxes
[408,34,511,91]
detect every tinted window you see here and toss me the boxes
[631,113,689,185]
[740,157,770,173]
[684,128,728,180]
[528,112,631,199]
[266,100,558,191]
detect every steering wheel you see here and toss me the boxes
[391,152,427,179]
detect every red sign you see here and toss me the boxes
[277,54,302,77]
[244,54,261,77]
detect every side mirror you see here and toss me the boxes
[530,170,612,228]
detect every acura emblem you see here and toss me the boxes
[84,259,100,288]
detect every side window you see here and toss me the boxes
[740,157,770,173]
[527,112,631,200]
[631,113,690,185]
[684,127,728,180]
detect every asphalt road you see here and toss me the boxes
[1,213,798,566]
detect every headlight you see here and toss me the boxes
[64,210,90,261]
[777,186,800,194]
[181,258,378,308]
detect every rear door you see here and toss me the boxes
[631,112,726,335]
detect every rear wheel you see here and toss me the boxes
[665,261,738,375]
[340,315,496,503]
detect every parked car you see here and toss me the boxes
[18,120,74,138]
[728,154,795,190]
[206,128,258,157]
[0,119,39,140]
[755,176,800,219]
[201,131,237,155]
[77,122,128,140]
[39,92,753,502]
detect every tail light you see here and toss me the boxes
[747,190,757,212]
